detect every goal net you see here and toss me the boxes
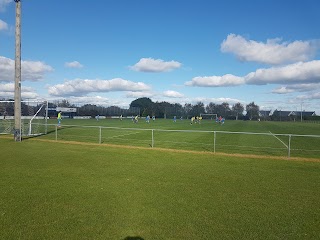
[200,113,218,120]
[0,100,48,137]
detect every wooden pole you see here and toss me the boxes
[14,0,22,142]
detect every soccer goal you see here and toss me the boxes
[200,113,218,120]
[0,100,48,136]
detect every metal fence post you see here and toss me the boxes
[99,127,102,144]
[288,134,291,158]
[152,129,154,148]
[214,131,216,153]
[55,125,57,141]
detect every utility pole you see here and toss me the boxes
[14,0,22,141]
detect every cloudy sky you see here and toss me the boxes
[1,0,320,114]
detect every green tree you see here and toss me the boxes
[183,103,193,118]
[246,102,260,120]
[214,103,230,117]
[232,102,244,120]
[130,98,153,117]
[0,101,14,116]
[173,103,184,118]
[191,102,205,117]
[158,101,174,118]
[221,102,231,118]
[205,102,217,113]
[78,104,99,117]
[58,99,72,107]
[106,106,122,116]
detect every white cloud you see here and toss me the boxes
[163,90,184,98]
[272,83,320,94]
[192,97,244,105]
[307,92,320,99]
[65,61,84,68]
[126,91,153,98]
[291,83,320,92]
[272,86,295,94]
[0,82,13,92]
[22,60,54,81]
[245,60,320,85]
[0,56,54,81]
[185,74,245,87]
[296,92,320,100]
[68,96,110,105]
[63,95,134,108]
[22,91,39,99]
[0,0,12,12]
[0,82,39,99]
[186,60,320,89]
[130,58,182,72]
[0,19,8,31]
[48,78,151,96]
[0,91,39,99]
[221,34,319,65]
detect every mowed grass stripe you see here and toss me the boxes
[0,137,320,239]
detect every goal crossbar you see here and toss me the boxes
[200,113,218,119]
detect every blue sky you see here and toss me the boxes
[1,0,320,114]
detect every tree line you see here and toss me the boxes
[41,98,258,120]
[0,98,260,120]
[129,97,260,120]
[1,98,318,121]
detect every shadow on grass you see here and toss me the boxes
[22,124,78,140]
[123,237,144,240]
[21,128,57,140]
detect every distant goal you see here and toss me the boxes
[200,113,218,120]
[0,100,48,137]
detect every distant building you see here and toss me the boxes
[289,111,316,117]
[259,110,271,117]
[272,110,316,121]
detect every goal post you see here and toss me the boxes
[28,101,48,135]
[0,100,48,137]
[200,113,218,120]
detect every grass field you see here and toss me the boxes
[33,118,320,159]
[0,135,320,239]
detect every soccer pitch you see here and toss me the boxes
[39,118,320,159]
[0,136,319,239]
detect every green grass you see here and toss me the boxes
[0,137,320,239]
[36,118,320,159]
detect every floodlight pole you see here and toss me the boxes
[14,0,22,141]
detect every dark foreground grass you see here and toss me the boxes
[0,137,320,239]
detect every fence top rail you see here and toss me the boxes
[288,134,320,138]
[155,129,320,138]
[213,130,320,138]
[44,124,320,138]
[154,128,214,133]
